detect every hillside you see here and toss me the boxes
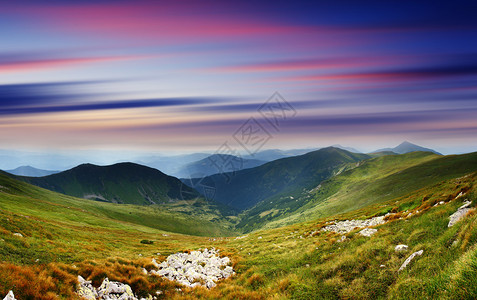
[241,151,477,232]
[19,162,200,205]
[174,154,266,178]
[187,147,369,211]
[2,156,477,298]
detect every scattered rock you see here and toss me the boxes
[380,264,386,268]
[77,276,142,300]
[151,248,234,289]
[395,244,408,252]
[12,233,23,238]
[448,201,472,227]
[398,250,423,271]
[359,228,377,237]
[258,236,262,239]
[3,291,16,300]
[322,215,388,234]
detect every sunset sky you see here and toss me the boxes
[1,0,476,155]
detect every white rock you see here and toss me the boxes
[395,244,408,251]
[398,250,423,271]
[359,228,377,237]
[12,233,23,238]
[151,248,233,288]
[448,201,472,227]
[3,291,16,300]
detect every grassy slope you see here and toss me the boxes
[193,147,369,211]
[20,163,199,205]
[249,151,477,231]
[2,153,477,299]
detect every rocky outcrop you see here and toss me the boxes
[448,201,472,227]
[359,228,377,237]
[77,276,141,300]
[398,250,423,271]
[150,248,234,288]
[395,244,408,251]
[3,291,16,300]
[322,215,388,235]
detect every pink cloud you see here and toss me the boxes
[0,55,150,74]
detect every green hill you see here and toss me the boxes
[19,162,199,205]
[189,147,369,211]
[1,152,477,299]
[242,151,477,231]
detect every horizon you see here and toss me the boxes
[1,1,476,157]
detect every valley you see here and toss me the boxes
[1,146,477,299]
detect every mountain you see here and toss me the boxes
[243,148,317,161]
[185,147,369,211]
[374,141,441,155]
[239,150,477,232]
[4,165,59,177]
[174,154,267,178]
[331,144,362,153]
[135,153,211,176]
[18,162,200,205]
[2,152,477,299]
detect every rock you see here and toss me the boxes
[380,264,386,268]
[321,215,388,234]
[12,233,23,238]
[448,201,472,227]
[359,228,377,237]
[151,248,234,289]
[142,268,148,275]
[439,201,445,205]
[258,236,262,239]
[395,244,408,252]
[97,278,136,299]
[77,276,97,300]
[78,276,138,300]
[398,250,423,271]
[3,291,16,300]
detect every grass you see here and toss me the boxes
[1,153,477,299]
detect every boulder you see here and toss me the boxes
[3,291,16,300]
[448,201,472,227]
[151,248,234,288]
[359,228,377,237]
[77,275,97,300]
[398,250,423,271]
[395,244,408,252]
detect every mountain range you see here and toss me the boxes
[19,162,199,205]
[1,143,477,299]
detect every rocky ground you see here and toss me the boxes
[150,248,234,289]
[75,248,234,299]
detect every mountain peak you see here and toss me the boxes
[374,141,441,155]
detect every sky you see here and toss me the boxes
[1,0,476,157]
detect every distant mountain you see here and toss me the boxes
[243,148,317,161]
[175,154,266,178]
[4,166,60,177]
[374,141,441,155]
[331,144,362,153]
[19,162,199,205]
[185,147,369,211]
[135,153,211,176]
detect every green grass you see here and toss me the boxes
[1,153,477,299]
